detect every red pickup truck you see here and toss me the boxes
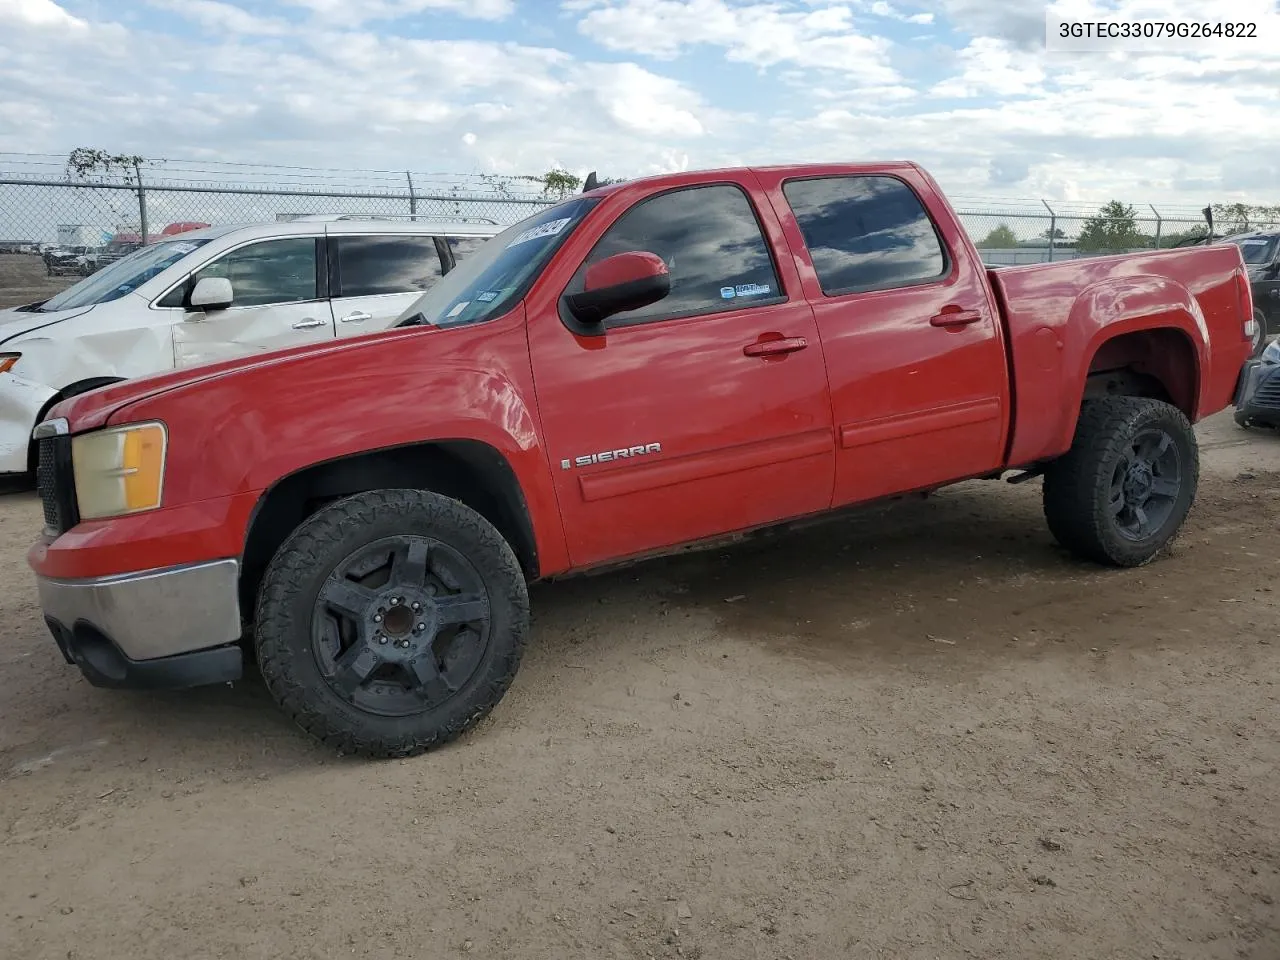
[27,161,1256,757]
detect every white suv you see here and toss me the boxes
[0,216,501,479]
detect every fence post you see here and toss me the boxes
[406,171,417,220]
[134,160,149,243]
[1042,200,1056,261]
[1150,204,1162,249]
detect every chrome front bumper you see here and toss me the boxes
[37,558,244,688]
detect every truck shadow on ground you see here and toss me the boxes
[71,471,1279,765]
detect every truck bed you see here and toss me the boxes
[987,245,1253,467]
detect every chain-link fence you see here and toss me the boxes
[2,152,1277,299]
[956,200,1280,266]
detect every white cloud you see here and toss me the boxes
[0,0,86,29]
[571,0,899,84]
[0,0,1278,215]
[147,0,291,35]
[932,37,1046,97]
[577,62,707,137]
[868,1,932,24]
[281,0,515,24]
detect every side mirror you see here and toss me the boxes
[189,276,233,311]
[563,251,670,330]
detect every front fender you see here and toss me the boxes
[109,310,570,575]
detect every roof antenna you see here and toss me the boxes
[583,171,598,192]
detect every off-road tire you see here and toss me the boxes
[1042,396,1198,567]
[255,489,530,758]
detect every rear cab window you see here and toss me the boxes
[781,175,949,295]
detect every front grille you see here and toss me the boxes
[1254,370,1280,410]
[36,435,78,535]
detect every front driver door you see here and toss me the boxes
[527,178,836,568]
[169,236,335,368]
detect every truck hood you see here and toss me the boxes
[52,325,442,434]
[0,303,95,343]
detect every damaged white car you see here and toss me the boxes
[0,216,501,479]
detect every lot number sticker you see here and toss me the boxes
[506,218,572,248]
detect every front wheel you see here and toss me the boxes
[255,489,530,758]
[1042,396,1198,567]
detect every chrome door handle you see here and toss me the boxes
[292,318,326,329]
[340,311,372,324]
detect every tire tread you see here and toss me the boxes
[254,489,529,759]
[1042,396,1198,567]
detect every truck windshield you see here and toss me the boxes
[400,197,599,328]
[1234,236,1278,265]
[40,238,210,312]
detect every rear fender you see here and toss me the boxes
[1052,276,1207,457]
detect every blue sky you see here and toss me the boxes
[1,0,1278,206]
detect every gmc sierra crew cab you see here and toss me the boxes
[26,161,1257,758]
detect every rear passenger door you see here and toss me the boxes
[329,233,449,335]
[757,169,1011,506]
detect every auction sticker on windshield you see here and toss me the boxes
[506,218,572,248]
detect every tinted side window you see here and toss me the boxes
[445,235,488,267]
[782,176,947,295]
[336,235,444,297]
[569,184,782,326]
[187,238,319,308]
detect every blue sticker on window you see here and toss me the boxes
[734,283,771,297]
[476,290,499,302]
[720,286,736,299]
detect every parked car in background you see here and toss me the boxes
[1226,230,1280,355]
[0,216,501,481]
[1234,336,1280,429]
[24,160,1255,757]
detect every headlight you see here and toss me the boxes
[71,421,167,520]
[0,354,19,374]
[1263,339,1280,365]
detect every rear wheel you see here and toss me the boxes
[255,489,530,758]
[1042,396,1198,567]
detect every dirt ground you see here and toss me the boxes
[0,411,1278,959]
[0,253,76,308]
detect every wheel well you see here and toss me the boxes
[238,441,539,620]
[26,377,125,473]
[1083,329,1197,417]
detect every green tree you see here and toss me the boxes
[1043,226,1065,240]
[978,223,1018,248]
[1076,200,1144,253]
[1211,202,1280,234]
[65,146,148,185]
[538,168,582,198]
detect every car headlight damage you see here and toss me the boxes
[71,421,167,520]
